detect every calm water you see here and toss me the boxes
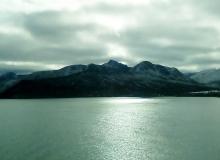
[0,97,220,160]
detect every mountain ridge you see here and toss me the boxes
[0,60,217,98]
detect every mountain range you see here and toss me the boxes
[0,60,219,98]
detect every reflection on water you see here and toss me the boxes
[104,97,158,104]
[0,98,220,160]
[96,98,155,160]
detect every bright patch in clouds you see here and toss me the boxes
[0,61,63,70]
[107,43,129,59]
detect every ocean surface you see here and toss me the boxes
[0,97,220,160]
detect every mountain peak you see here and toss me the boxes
[133,61,154,72]
[103,60,127,68]
[136,61,153,67]
[106,59,121,65]
[101,60,129,73]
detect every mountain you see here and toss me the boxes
[0,60,215,98]
[189,69,220,88]
[132,61,191,81]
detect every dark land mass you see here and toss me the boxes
[0,60,218,99]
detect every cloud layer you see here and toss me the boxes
[0,0,220,72]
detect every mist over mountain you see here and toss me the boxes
[188,69,220,88]
[189,69,220,83]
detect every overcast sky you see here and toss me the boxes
[0,0,220,72]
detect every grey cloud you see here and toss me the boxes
[0,10,108,70]
[23,11,97,43]
[100,22,218,68]
[0,0,220,72]
[188,0,220,17]
[0,31,106,64]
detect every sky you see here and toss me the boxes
[0,0,220,72]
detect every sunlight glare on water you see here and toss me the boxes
[104,97,158,104]
[95,98,158,160]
